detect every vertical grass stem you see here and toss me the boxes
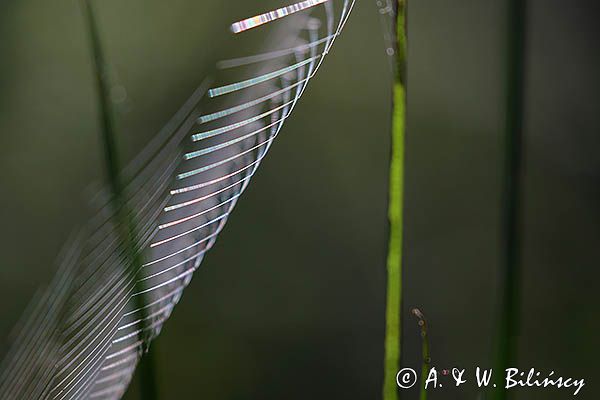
[411,308,429,400]
[383,2,407,400]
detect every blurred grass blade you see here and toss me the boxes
[80,1,159,399]
[492,1,527,399]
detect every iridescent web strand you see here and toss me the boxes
[231,0,330,34]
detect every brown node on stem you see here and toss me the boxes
[411,308,428,334]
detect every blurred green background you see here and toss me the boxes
[0,0,598,399]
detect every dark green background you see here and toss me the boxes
[0,0,598,399]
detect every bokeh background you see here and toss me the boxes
[0,0,598,399]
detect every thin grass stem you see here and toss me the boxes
[411,309,430,400]
[382,1,406,400]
